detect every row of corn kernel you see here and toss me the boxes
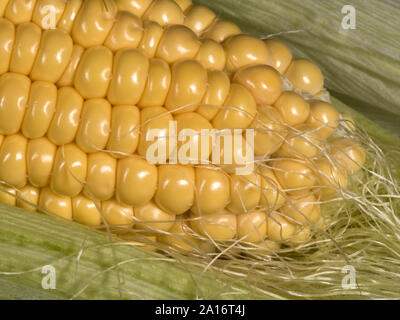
[0,62,339,170]
[0,177,312,252]
[0,128,286,216]
[0,0,233,72]
[0,179,303,252]
[0,20,225,83]
[0,22,277,124]
[0,30,326,151]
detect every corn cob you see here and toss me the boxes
[0,0,367,253]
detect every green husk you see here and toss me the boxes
[1,0,400,300]
[0,203,257,299]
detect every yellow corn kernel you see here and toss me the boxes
[107,48,149,105]
[134,201,176,233]
[314,158,348,199]
[234,64,283,106]
[158,219,199,252]
[155,165,195,215]
[84,152,116,201]
[72,194,102,226]
[184,5,216,35]
[107,105,140,157]
[251,105,287,156]
[71,0,117,48]
[0,18,14,75]
[213,83,257,129]
[285,58,324,95]
[47,87,84,146]
[57,44,84,87]
[74,46,113,99]
[138,58,172,108]
[202,20,241,43]
[76,99,112,153]
[10,22,41,75]
[228,173,261,213]
[273,159,316,193]
[197,69,230,120]
[115,0,153,18]
[0,186,17,206]
[27,137,56,188]
[0,73,31,135]
[39,187,72,220]
[0,0,11,17]
[195,38,226,71]
[0,134,27,189]
[22,81,57,139]
[175,112,213,163]
[273,91,310,126]
[30,29,73,83]
[214,132,253,173]
[143,0,184,27]
[5,0,36,25]
[267,213,296,242]
[330,138,366,174]
[279,193,320,225]
[276,124,322,159]
[307,100,340,139]
[237,211,267,243]
[138,20,164,58]
[116,157,158,207]
[156,25,201,64]
[257,166,286,211]
[288,227,312,246]
[224,35,270,73]
[17,185,39,211]
[174,0,192,12]
[50,143,87,197]
[191,167,230,215]
[263,39,293,74]
[190,211,237,240]
[105,11,143,52]
[102,198,135,228]
[57,0,83,34]
[137,106,173,158]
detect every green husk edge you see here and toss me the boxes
[0,203,255,300]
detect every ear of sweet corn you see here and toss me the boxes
[0,1,398,302]
[0,0,366,248]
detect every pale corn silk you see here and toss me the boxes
[0,0,399,299]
